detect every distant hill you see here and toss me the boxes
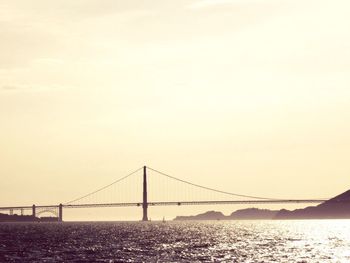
[174,211,226,221]
[174,189,350,220]
[0,213,38,222]
[275,189,350,219]
[0,213,59,222]
[229,208,278,220]
[174,208,278,221]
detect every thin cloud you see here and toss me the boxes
[187,0,272,9]
[33,58,64,66]
[1,84,70,92]
[2,85,19,91]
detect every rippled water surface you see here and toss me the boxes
[0,220,350,262]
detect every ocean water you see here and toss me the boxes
[0,220,349,262]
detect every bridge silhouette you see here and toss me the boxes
[0,166,327,221]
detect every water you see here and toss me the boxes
[0,220,350,262]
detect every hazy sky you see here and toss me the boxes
[1,0,350,220]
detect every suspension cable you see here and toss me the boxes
[147,166,280,200]
[64,167,143,205]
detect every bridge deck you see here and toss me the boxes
[0,199,327,210]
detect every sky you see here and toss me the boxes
[1,0,350,220]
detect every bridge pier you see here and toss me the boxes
[58,204,63,222]
[142,166,148,221]
[32,204,36,218]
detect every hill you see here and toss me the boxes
[229,208,278,220]
[174,189,350,220]
[0,213,38,222]
[0,213,59,222]
[174,211,226,221]
[275,189,350,219]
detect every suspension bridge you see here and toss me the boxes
[0,166,328,221]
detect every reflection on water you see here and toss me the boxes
[0,220,349,262]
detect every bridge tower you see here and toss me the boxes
[142,166,148,221]
[58,203,63,222]
[32,204,36,218]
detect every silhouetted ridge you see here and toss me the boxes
[322,189,350,203]
[174,208,278,220]
[0,213,38,222]
[174,189,350,220]
[0,213,59,222]
[229,208,278,220]
[275,189,350,219]
[174,211,226,221]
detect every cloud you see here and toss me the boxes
[188,0,235,9]
[1,84,42,91]
[187,0,275,9]
[1,84,70,92]
[0,1,155,69]
[2,85,19,91]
